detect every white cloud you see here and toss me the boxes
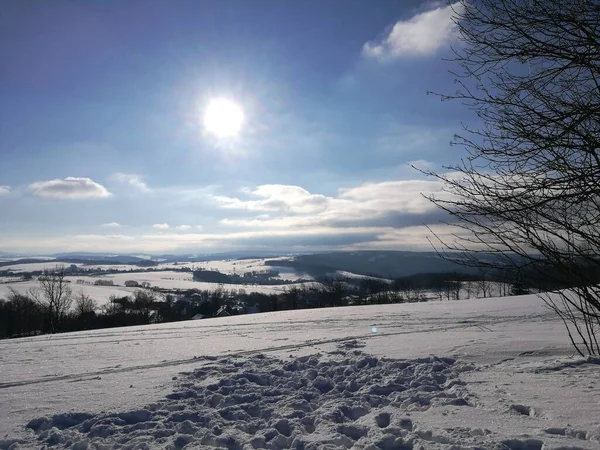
[213,179,451,229]
[196,225,204,231]
[339,179,445,215]
[0,185,10,195]
[2,222,456,253]
[4,177,459,253]
[212,184,330,214]
[101,222,121,228]
[73,234,135,241]
[29,177,111,199]
[362,2,462,60]
[140,226,379,244]
[113,173,151,193]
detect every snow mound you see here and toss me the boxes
[9,353,577,449]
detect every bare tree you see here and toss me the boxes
[74,293,98,317]
[283,286,301,310]
[423,0,600,355]
[443,280,462,301]
[319,275,349,307]
[102,294,126,316]
[2,288,44,337]
[133,289,157,323]
[475,276,492,299]
[32,265,73,332]
[452,279,462,301]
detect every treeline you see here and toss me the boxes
[192,268,303,285]
[0,264,194,279]
[1,260,588,340]
[0,266,534,339]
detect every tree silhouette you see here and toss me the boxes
[423,0,600,355]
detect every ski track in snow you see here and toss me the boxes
[0,312,550,391]
[2,295,600,449]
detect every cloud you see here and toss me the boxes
[212,184,330,214]
[362,2,462,60]
[2,222,461,254]
[0,186,10,195]
[101,222,121,228]
[212,180,453,230]
[134,222,467,252]
[4,176,460,253]
[29,177,111,199]
[113,173,151,193]
[346,223,470,250]
[74,234,135,241]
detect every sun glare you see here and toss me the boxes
[203,98,245,138]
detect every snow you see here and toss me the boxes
[0,262,81,273]
[155,257,310,282]
[1,294,600,449]
[0,273,311,308]
[336,271,392,283]
[65,271,304,294]
[74,264,142,271]
[0,257,55,263]
[0,280,140,307]
[69,271,307,299]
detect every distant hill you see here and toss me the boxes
[54,253,145,262]
[1,250,489,278]
[0,254,157,268]
[155,251,303,263]
[265,251,477,279]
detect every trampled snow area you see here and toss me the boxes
[1,294,600,449]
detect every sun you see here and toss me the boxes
[203,98,245,138]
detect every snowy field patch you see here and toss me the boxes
[2,295,600,449]
[155,258,310,282]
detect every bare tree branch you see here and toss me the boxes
[425,0,600,355]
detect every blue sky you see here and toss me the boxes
[0,0,470,254]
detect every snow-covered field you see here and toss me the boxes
[0,272,310,308]
[1,256,310,282]
[0,280,140,306]
[156,257,311,282]
[1,294,599,449]
[67,271,306,298]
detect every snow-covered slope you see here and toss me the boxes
[1,294,599,449]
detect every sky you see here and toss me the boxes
[0,0,472,255]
